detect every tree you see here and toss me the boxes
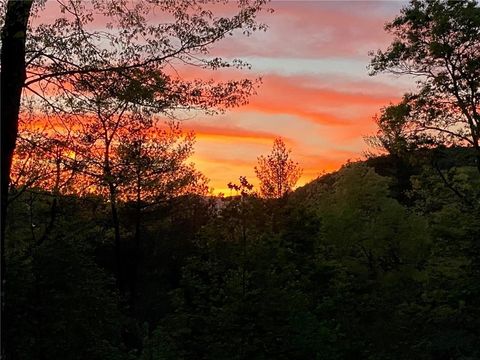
[5,201,126,360]
[38,71,210,293]
[59,72,158,293]
[1,0,270,356]
[1,0,269,218]
[1,3,34,349]
[318,163,430,275]
[366,102,418,158]
[117,121,208,307]
[254,138,302,199]
[369,0,480,170]
[1,0,34,239]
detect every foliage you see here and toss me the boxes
[365,101,418,157]
[369,0,480,161]
[255,138,302,199]
[4,1,480,359]
[118,122,208,204]
[19,0,270,111]
[7,150,480,359]
[5,192,126,360]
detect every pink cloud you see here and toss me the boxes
[210,1,402,59]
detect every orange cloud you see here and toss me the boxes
[184,123,280,144]
[240,73,398,126]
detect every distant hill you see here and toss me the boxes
[293,146,479,204]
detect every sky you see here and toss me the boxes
[24,0,414,195]
[180,0,413,194]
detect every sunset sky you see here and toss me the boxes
[181,0,413,194]
[27,0,415,195]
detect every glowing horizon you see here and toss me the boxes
[183,0,411,193]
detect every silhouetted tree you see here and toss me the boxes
[366,102,418,158]
[369,0,480,171]
[117,121,208,307]
[0,2,270,344]
[255,138,302,199]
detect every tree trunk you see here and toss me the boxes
[36,158,61,247]
[108,182,123,294]
[103,138,123,294]
[1,1,34,358]
[129,176,142,310]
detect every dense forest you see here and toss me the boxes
[6,140,480,360]
[2,0,480,359]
